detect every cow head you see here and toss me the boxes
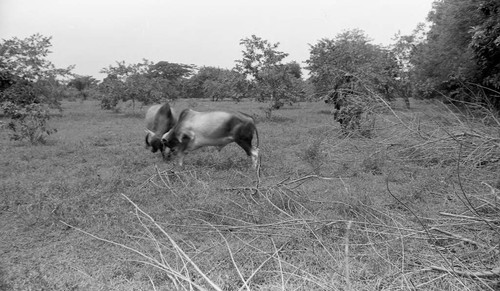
[145,129,164,153]
[161,129,179,150]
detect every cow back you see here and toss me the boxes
[145,103,176,135]
[173,109,243,137]
[170,109,258,147]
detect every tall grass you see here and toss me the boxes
[1,98,499,290]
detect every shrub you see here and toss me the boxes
[302,137,325,174]
[335,103,364,131]
[2,102,56,144]
[0,34,72,144]
[100,93,120,110]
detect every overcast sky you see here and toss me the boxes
[0,0,435,79]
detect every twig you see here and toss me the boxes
[215,229,249,291]
[222,186,259,192]
[454,141,500,236]
[385,179,466,285]
[155,165,178,197]
[284,174,336,185]
[455,143,483,216]
[429,227,495,252]
[271,238,285,291]
[122,194,223,291]
[414,273,451,289]
[482,182,500,201]
[344,220,352,291]
[232,235,330,289]
[439,212,500,223]
[426,265,500,279]
[147,275,158,291]
[60,220,211,291]
[238,241,286,291]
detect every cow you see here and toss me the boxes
[161,109,259,168]
[144,103,178,160]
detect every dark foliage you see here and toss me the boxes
[405,0,500,109]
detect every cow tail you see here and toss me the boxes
[254,123,259,148]
[248,116,259,148]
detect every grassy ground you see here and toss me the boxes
[1,98,499,290]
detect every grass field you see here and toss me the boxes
[1,98,499,290]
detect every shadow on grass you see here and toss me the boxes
[317,109,334,115]
[250,114,294,124]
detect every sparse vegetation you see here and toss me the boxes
[0,34,72,144]
[1,98,498,290]
[2,2,500,289]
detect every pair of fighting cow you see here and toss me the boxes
[144,103,259,168]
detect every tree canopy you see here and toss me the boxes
[98,60,196,109]
[307,29,400,101]
[5,0,500,128]
[0,34,73,106]
[235,35,306,108]
[400,0,500,108]
[0,34,74,143]
[185,66,248,101]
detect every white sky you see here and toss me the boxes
[0,0,434,79]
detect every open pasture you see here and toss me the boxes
[1,99,498,290]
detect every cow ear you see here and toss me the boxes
[179,132,193,143]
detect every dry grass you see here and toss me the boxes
[0,98,499,290]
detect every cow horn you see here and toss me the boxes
[144,129,155,136]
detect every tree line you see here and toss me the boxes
[97,34,308,113]
[1,0,499,143]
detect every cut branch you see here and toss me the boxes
[427,265,500,279]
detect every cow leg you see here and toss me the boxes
[177,151,186,167]
[161,146,173,161]
[174,133,192,167]
[165,148,173,160]
[236,139,259,168]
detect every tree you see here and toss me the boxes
[405,0,500,109]
[256,62,306,108]
[146,61,196,101]
[98,60,195,110]
[0,34,73,143]
[67,75,97,99]
[410,0,479,99]
[469,0,500,108]
[235,35,305,111]
[307,29,399,100]
[185,66,248,101]
[307,29,400,132]
[99,60,150,110]
[391,24,429,105]
[148,61,195,80]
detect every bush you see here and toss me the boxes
[2,102,56,144]
[100,93,120,110]
[334,104,364,131]
[1,34,72,144]
[329,87,377,136]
